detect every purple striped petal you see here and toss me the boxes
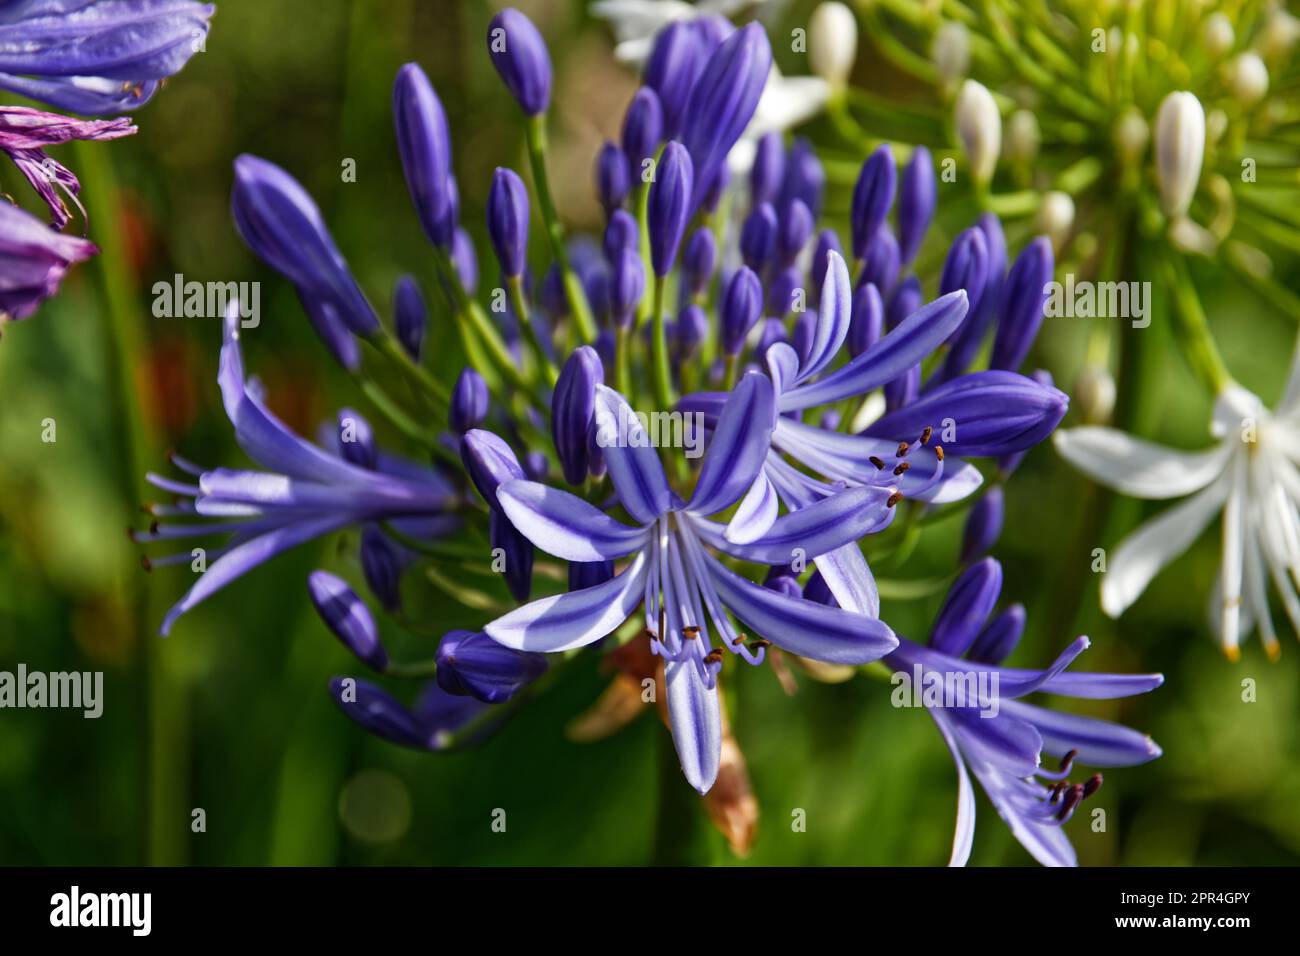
[592,386,673,523]
[687,372,775,516]
[796,250,852,384]
[496,479,649,561]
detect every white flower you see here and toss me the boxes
[808,1,857,88]
[1054,361,1300,661]
[1153,91,1205,219]
[954,79,1000,187]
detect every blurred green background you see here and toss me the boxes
[0,0,1297,866]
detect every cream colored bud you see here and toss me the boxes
[1262,8,1300,59]
[808,2,858,88]
[1154,91,1206,219]
[1039,191,1075,249]
[932,21,970,86]
[1075,364,1116,426]
[955,79,1001,186]
[1224,52,1269,104]
[1006,109,1040,163]
[1202,13,1234,58]
[1113,106,1149,164]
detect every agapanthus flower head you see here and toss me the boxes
[0,199,97,323]
[487,7,552,117]
[0,0,214,115]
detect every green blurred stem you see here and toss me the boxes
[1162,252,1232,393]
[650,275,673,411]
[525,115,597,342]
[431,246,528,392]
[507,274,558,385]
[369,329,450,405]
[74,141,185,867]
[614,324,631,396]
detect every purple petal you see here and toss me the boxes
[687,371,775,516]
[496,479,649,561]
[592,386,673,523]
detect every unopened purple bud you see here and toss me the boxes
[569,559,615,591]
[523,451,549,482]
[939,227,989,343]
[393,63,454,250]
[751,131,786,207]
[682,227,716,297]
[595,140,630,215]
[991,236,1054,371]
[859,225,900,294]
[487,167,529,279]
[309,571,388,671]
[360,524,404,612]
[552,346,604,485]
[700,164,729,214]
[603,209,639,263]
[394,275,427,361]
[490,508,534,602]
[763,565,803,599]
[608,246,646,328]
[622,87,663,179]
[329,677,423,747]
[336,407,377,469]
[847,282,883,357]
[967,602,1025,665]
[487,8,552,116]
[996,369,1053,475]
[721,266,763,354]
[680,22,772,212]
[593,329,616,370]
[884,362,920,411]
[780,137,825,219]
[435,629,546,703]
[851,144,897,259]
[691,14,734,51]
[943,215,1006,378]
[754,317,788,364]
[809,228,843,307]
[675,304,708,358]
[450,367,490,433]
[897,145,935,264]
[886,275,922,329]
[451,226,478,296]
[768,265,803,318]
[644,21,705,139]
[460,429,526,509]
[648,141,694,276]
[740,201,778,273]
[792,309,816,363]
[778,198,814,265]
[802,570,838,607]
[930,557,1002,656]
[296,288,361,371]
[960,486,1004,564]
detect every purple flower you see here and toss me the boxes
[551,346,604,485]
[487,8,552,116]
[897,145,935,265]
[135,306,458,635]
[231,154,379,338]
[960,486,1004,563]
[483,375,898,791]
[608,245,645,329]
[780,137,825,220]
[991,236,1054,371]
[487,166,529,279]
[720,266,763,355]
[603,209,638,262]
[393,274,426,361]
[435,629,546,703]
[393,62,455,248]
[885,562,1162,866]
[0,0,214,115]
[858,226,900,295]
[643,21,704,139]
[941,214,1006,379]
[450,367,490,434]
[777,198,813,266]
[329,677,492,751]
[675,303,708,360]
[847,282,883,358]
[647,140,693,277]
[0,200,97,321]
[750,131,785,207]
[308,570,389,671]
[360,523,404,611]
[595,140,629,216]
[740,201,778,273]
[679,22,772,213]
[851,144,896,259]
[682,227,715,298]
[0,106,135,228]
[621,86,663,179]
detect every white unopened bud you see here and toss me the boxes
[1006,109,1040,163]
[808,2,858,88]
[1075,364,1116,426]
[1262,9,1300,59]
[1224,52,1269,105]
[955,79,1001,186]
[1038,191,1075,249]
[1113,106,1149,164]
[1154,91,1205,219]
[1202,12,1234,58]
[932,21,970,86]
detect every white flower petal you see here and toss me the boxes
[1054,426,1230,499]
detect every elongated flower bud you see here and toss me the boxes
[967,603,1025,665]
[859,225,900,294]
[809,228,843,308]
[897,145,935,265]
[680,22,772,212]
[1154,91,1205,219]
[1225,52,1268,105]
[939,226,989,339]
[360,524,404,612]
[930,558,1002,656]
[622,87,663,180]
[393,63,454,249]
[683,228,716,298]
[552,346,604,485]
[436,630,546,703]
[460,429,526,509]
[721,266,763,354]
[648,141,694,276]
[309,571,388,671]
[778,198,814,265]
[603,209,639,263]
[960,486,1004,564]
[780,137,825,218]
[232,154,379,336]
[490,508,534,602]
[955,79,1000,187]
[751,131,785,207]
[769,266,802,318]
[997,369,1053,475]
[943,215,1004,378]
[450,367,490,433]
[754,317,788,365]
[1006,109,1040,164]
[883,362,919,411]
[740,201,778,272]
[393,275,427,360]
[644,21,705,139]
[595,140,630,215]
[487,8,552,116]
[487,167,529,279]
[847,282,883,357]
[990,236,1053,371]
[1202,13,1234,59]
[1075,363,1116,425]
[885,275,921,330]
[608,246,646,328]
[329,677,423,747]
[932,21,970,86]
[808,2,857,87]
[451,226,477,294]
[676,304,708,359]
[336,407,377,469]
[851,144,896,259]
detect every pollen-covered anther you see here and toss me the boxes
[703,648,724,665]
[1082,773,1103,799]
[887,491,903,508]
[897,441,910,457]
[730,632,748,646]
[682,626,701,640]
[893,462,910,476]
[869,455,885,470]
[934,445,945,461]
[1056,783,1085,821]
[920,426,933,446]
[1059,748,1079,774]
[748,638,772,650]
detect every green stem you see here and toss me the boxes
[525,115,597,342]
[432,247,529,391]
[507,274,558,385]
[369,329,450,405]
[650,275,673,411]
[1162,252,1232,393]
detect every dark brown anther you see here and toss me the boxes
[703,649,724,665]
[682,626,701,640]
[1048,781,1067,803]
[1059,748,1079,772]
[886,491,903,508]
[1082,773,1103,799]
[748,639,772,651]
[658,601,666,640]
[869,455,886,470]
[1056,783,1085,821]
[897,441,910,457]
[893,462,910,476]
[934,445,945,461]
[730,633,748,646]
[150,520,160,535]
[140,555,152,572]
[920,426,933,446]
